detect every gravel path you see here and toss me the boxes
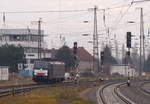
[142,83,150,93]
[119,82,150,104]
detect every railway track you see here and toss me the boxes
[138,81,150,96]
[0,83,51,97]
[118,80,150,104]
[98,83,113,104]
[114,83,134,104]
[97,82,135,104]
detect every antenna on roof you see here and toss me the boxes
[2,12,6,28]
[27,26,31,48]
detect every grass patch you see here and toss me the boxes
[0,85,96,104]
[71,100,93,104]
[0,96,57,104]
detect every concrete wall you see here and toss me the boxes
[110,65,136,77]
[78,61,93,72]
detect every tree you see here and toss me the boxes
[103,45,118,64]
[131,44,140,70]
[144,54,150,72]
[0,44,24,72]
[101,45,117,74]
[122,56,133,65]
[55,46,75,72]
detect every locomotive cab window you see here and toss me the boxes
[34,61,49,69]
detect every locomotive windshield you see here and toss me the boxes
[34,61,49,69]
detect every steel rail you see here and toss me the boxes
[114,83,133,104]
[99,83,114,104]
[97,82,134,104]
[97,82,117,104]
[139,81,150,96]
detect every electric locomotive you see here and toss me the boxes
[32,60,65,83]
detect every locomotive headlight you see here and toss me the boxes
[45,70,48,76]
[33,70,37,75]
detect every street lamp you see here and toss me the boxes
[82,34,90,36]
[127,21,135,24]
[83,20,89,23]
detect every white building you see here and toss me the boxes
[110,65,136,77]
[0,66,9,80]
[0,29,51,67]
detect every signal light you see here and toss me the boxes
[73,42,77,54]
[101,51,104,65]
[74,56,77,60]
[127,32,131,48]
[126,51,130,56]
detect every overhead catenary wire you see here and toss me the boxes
[0,10,89,14]
[0,2,139,14]
[112,0,135,30]
[133,0,150,3]
[111,0,150,31]
[0,0,145,30]
[1,0,150,35]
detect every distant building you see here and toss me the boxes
[77,47,93,72]
[110,65,136,77]
[0,29,51,67]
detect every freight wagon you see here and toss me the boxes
[32,61,65,83]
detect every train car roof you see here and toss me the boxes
[48,61,65,65]
[34,60,65,65]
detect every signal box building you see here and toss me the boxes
[0,29,51,67]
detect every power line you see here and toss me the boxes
[111,0,135,32]
[0,3,140,14]
[111,0,150,30]
[133,0,150,3]
[0,10,88,14]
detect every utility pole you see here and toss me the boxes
[31,18,43,60]
[2,12,7,44]
[122,43,125,64]
[2,12,6,27]
[139,8,145,75]
[38,18,42,60]
[93,6,100,73]
[148,28,150,45]
[126,32,132,79]
[114,34,118,62]
[148,28,150,51]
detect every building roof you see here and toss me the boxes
[47,47,93,61]
[0,29,44,35]
[77,47,93,61]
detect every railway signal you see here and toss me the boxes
[73,42,77,54]
[127,32,132,48]
[101,51,104,65]
[73,42,78,68]
[126,51,130,56]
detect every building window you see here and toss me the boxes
[31,35,38,42]
[9,35,29,41]
[9,35,20,41]
[24,47,38,53]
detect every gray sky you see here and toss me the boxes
[0,0,150,57]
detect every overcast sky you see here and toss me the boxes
[0,0,150,57]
